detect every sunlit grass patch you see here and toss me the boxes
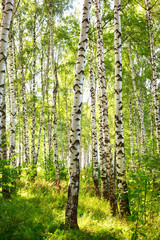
[0,168,159,240]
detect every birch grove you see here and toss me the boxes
[0,0,160,234]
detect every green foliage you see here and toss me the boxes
[127,152,160,240]
[0,158,19,198]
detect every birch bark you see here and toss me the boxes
[0,0,13,198]
[95,0,117,215]
[31,13,36,168]
[65,0,91,228]
[8,27,16,165]
[14,42,21,167]
[19,10,30,164]
[49,0,60,187]
[0,0,13,154]
[98,88,109,199]
[145,0,160,153]
[127,44,146,154]
[129,98,135,171]
[114,0,130,216]
[89,43,100,197]
[1,85,10,198]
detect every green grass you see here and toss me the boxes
[0,168,159,240]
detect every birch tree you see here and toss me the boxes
[65,0,91,228]
[89,43,100,197]
[49,0,60,188]
[114,0,130,216]
[0,0,13,199]
[19,10,30,165]
[145,0,160,153]
[95,0,117,215]
[31,10,37,170]
[127,43,146,153]
[0,0,14,153]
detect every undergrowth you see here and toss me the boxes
[0,167,159,240]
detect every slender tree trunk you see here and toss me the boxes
[0,0,13,150]
[95,50,109,199]
[19,10,30,165]
[36,43,46,164]
[65,73,70,152]
[145,0,160,153]
[89,43,100,198]
[52,68,60,187]
[8,28,16,165]
[127,43,146,154]
[31,13,36,170]
[2,85,10,198]
[150,83,154,152]
[129,98,135,171]
[98,88,109,199]
[49,0,60,187]
[43,46,50,170]
[65,0,91,228]
[114,0,130,216]
[0,0,13,199]
[47,83,52,163]
[58,93,64,162]
[14,43,22,167]
[133,98,139,154]
[95,0,117,215]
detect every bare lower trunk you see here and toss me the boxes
[98,90,109,199]
[2,86,10,199]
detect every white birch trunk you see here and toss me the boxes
[129,98,135,171]
[65,0,91,228]
[127,43,146,154]
[145,0,160,153]
[14,42,22,166]
[0,0,13,151]
[31,15,36,167]
[19,10,30,164]
[8,29,16,165]
[114,0,130,216]
[49,0,60,187]
[89,43,100,197]
[95,0,117,215]
[98,88,109,199]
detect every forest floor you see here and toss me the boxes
[0,168,159,240]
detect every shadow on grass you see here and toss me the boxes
[0,194,123,240]
[46,223,122,240]
[0,192,62,240]
[0,178,123,240]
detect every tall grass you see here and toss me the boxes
[0,167,159,240]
